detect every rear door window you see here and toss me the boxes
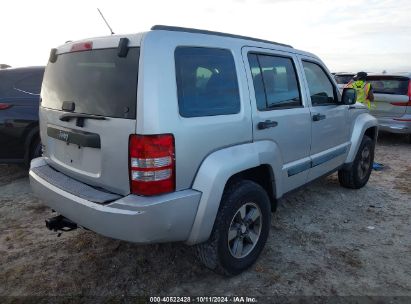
[248,53,302,110]
[41,48,139,119]
[175,47,241,117]
[367,76,409,95]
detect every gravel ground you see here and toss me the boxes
[0,132,410,299]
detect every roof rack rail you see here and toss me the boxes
[151,25,293,48]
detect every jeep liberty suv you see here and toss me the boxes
[30,25,378,275]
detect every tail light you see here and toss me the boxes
[390,80,411,106]
[0,103,11,110]
[70,41,93,52]
[393,118,411,122]
[129,134,175,196]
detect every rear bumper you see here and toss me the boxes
[378,115,411,134]
[29,157,201,243]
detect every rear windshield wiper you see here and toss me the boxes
[59,113,106,122]
[59,113,106,127]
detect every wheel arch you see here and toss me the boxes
[364,126,378,142]
[186,141,283,245]
[225,164,277,212]
[345,113,378,164]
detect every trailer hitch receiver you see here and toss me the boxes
[46,215,77,232]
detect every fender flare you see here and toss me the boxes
[186,141,283,245]
[345,113,378,164]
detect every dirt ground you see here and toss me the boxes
[0,132,410,299]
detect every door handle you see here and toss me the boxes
[312,113,326,121]
[257,120,278,130]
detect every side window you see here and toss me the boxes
[248,53,301,110]
[14,71,44,95]
[175,47,241,117]
[302,61,336,106]
[248,54,266,110]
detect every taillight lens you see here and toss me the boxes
[393,118,411,122]
[70,41,93,52]
[390,101,411,106]
[129,134,175,196]
[0,103,11,110]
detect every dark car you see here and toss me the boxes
[0,66,45,165]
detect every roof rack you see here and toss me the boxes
[151,25,293,48]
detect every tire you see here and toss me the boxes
[196,180,271,276]
[30,139,42,161]
[338,135,374,189]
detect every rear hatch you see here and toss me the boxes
[367,76,410,118]
[40,37,141,195]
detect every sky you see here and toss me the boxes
[1,0,410,73]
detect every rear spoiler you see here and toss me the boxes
[48,37,130,63]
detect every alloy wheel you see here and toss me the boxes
[227,202,262,259]
[358,146,371,180]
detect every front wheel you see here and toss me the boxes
[338,135,374,189]
[196,180,271,276]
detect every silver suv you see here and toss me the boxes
[30,25,378,275]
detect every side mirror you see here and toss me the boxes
[341,88,357,105]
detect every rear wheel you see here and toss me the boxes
[30,138,42,161]
[338,135,374,189]
[196,180,271,276]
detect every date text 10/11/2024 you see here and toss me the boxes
[149,296,258,303]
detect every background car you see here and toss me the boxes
[333,72,355,92]
[0,66,45,165]
[367,73,411,142]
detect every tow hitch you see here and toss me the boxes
[46,215,77,235]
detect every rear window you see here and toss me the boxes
[367,76,409,95]
[14,72,44,95]
[175,47,241,117]
[0,71,19,96]
[41,48,139,119]
[0,69,44,97]
[334,75,354,84]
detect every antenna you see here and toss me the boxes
[97,8,115,35]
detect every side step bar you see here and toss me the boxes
[46,215,78,232]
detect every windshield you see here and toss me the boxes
[41,47,139,119]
